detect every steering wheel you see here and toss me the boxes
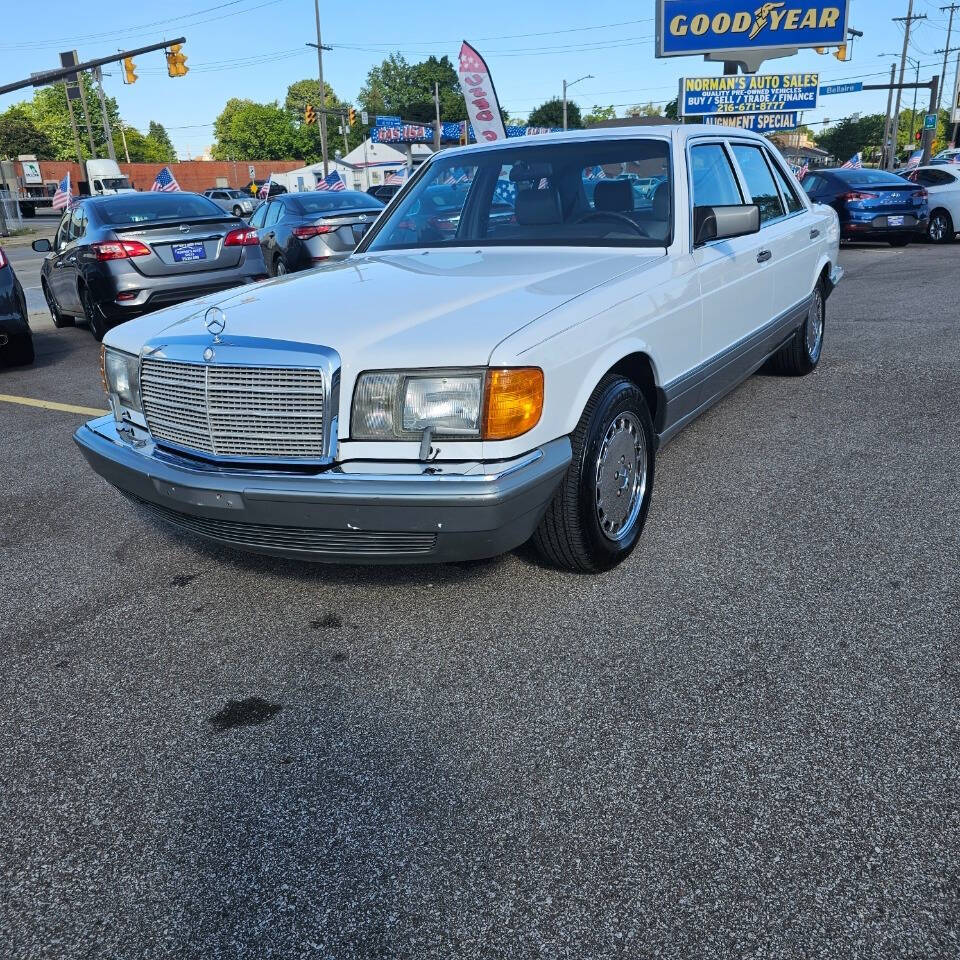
[575,210,648,236]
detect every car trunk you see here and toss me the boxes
[847,183,926,215]
[307,209,382,254]
[110,216,245,277]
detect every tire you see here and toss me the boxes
[79,284,108,342]
[928,209,954,244]
[533,375,655,573]
[42,279,73,328]
[274,255,288,276]
[888,237,910,247]
[769,280,826,377]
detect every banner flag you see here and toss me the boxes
[457,42,507,143]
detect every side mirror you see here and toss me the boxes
[32,238,52,253]
[694,204,761,247]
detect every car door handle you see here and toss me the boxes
[810,228,820,239]
[757,250,772,263]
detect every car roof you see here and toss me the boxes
[433,123,769,162]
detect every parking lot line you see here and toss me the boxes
[0,393,106,417]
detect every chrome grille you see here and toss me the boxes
[141,358,325,459]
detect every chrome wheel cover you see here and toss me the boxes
[930,215,947,242]
[275,259,287,276]
[595,411,647,542]
[806,290,824,361]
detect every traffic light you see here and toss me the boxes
[304,104,316,125]
[166,43,188,78]
[122,57,137,85]
[348,107,356,127]
[834,44,849,62]
[916,130,923,143]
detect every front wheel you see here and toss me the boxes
[768,281,825,377]
[533,375,655,573]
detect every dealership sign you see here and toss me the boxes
[705,111,802,132]
[657,1,850,57]
[679,73,819,115]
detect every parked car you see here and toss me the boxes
[244,180,287,198]
[76,126,841,571]
[0,245,33,367]
[930,147,960,165]
[33,192,267,341]
[202,188,256,217]
[904,165,960,242]
[248,190,384,275]
[800,167,928,246]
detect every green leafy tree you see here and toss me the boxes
[358,53,417,118]
[584,104,616,126]
[0,106,54,159]
[626,102,663,118]
[816,113,886,163]
[528,98,581,128]
[146,121,176,161]
[664,98,679,120]
[115,125,177,163]
[212,98,299,161]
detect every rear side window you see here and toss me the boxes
[768,158,805,213]
[802,174,825,196]
[690,144,743,207]
[97,193,224,225]
[732,144,785,223]
[263,202,282,227]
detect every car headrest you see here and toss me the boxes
[594,179,634,212]
[516,188,562,225]
[652,181,670,219]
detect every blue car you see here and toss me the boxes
[801,167,928,246]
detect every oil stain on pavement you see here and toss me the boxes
[208,697,282,733]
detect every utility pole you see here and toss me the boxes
[341,109,349,158]
[922,75,940,163]
[433,81,441,150]
[882,64,897,169]
[312,0,329,177]
[939,5,960,114]
[118,118,131,163]
[892,2,926,168]
[64,86,85,164]
[953,47,960,145]
[92,66,117,162]
[76,75,98,157]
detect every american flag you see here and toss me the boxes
[797,161,809,181]
[51,172,72,211]
[258,174,272,199]
[904,149,923,172]
[150,166,180,192]
[384,168,408,186]
[493,179,516,205]
[841,152,863,170]
[583,165,606,181]
[316,170,345,192]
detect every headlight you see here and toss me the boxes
[351,367,542,442]
[100,346,142,416]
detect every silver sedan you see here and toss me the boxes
[202,189,256,218]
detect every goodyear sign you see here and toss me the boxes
[680,73,819,115]
[658,1,850,57]
[705,111,802,132]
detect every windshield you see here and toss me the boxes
[833,169,908,185]
[96,193,225,225]
[101,177,131,190]
[292,191,384,215]
[365,138,672,251]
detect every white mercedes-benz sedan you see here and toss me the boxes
[76,125,841,572]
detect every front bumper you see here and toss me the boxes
[74,417,572,564]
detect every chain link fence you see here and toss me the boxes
[0,189,25,234]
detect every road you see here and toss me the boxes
[1,243,957,959]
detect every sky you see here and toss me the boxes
[1,0,958,157]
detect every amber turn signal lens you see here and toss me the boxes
[482,367,544,440]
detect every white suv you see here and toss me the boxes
[79,126,841,572]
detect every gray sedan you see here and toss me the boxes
[202,189,256,218]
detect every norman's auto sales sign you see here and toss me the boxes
[680,73,819,115]
[657,0,850,57]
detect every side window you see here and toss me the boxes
[263,202,282,227]
[54,212,71,250]
[248,203,267,228]
[690,143,743,208]
[768,156,805,213]
[802,174,824,197]
[731,144,786,224]
[69,206,86,241]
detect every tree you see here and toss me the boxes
[0,106,53,159]
[284,78,339,118]
[147,122,176,162]
[815,113,885,162]
[583,105,616,126]
[212,98,299,161]
[664,98,679,120]
[358,53,417,118]
[528,98,581,128]
[626,102,663,118]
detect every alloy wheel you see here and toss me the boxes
[806,289,824,362]
[594,411,647,542]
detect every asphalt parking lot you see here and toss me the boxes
[1,242,957,959]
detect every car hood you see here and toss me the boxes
[105,248,662,368]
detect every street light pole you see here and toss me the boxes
[562,74,593,131]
